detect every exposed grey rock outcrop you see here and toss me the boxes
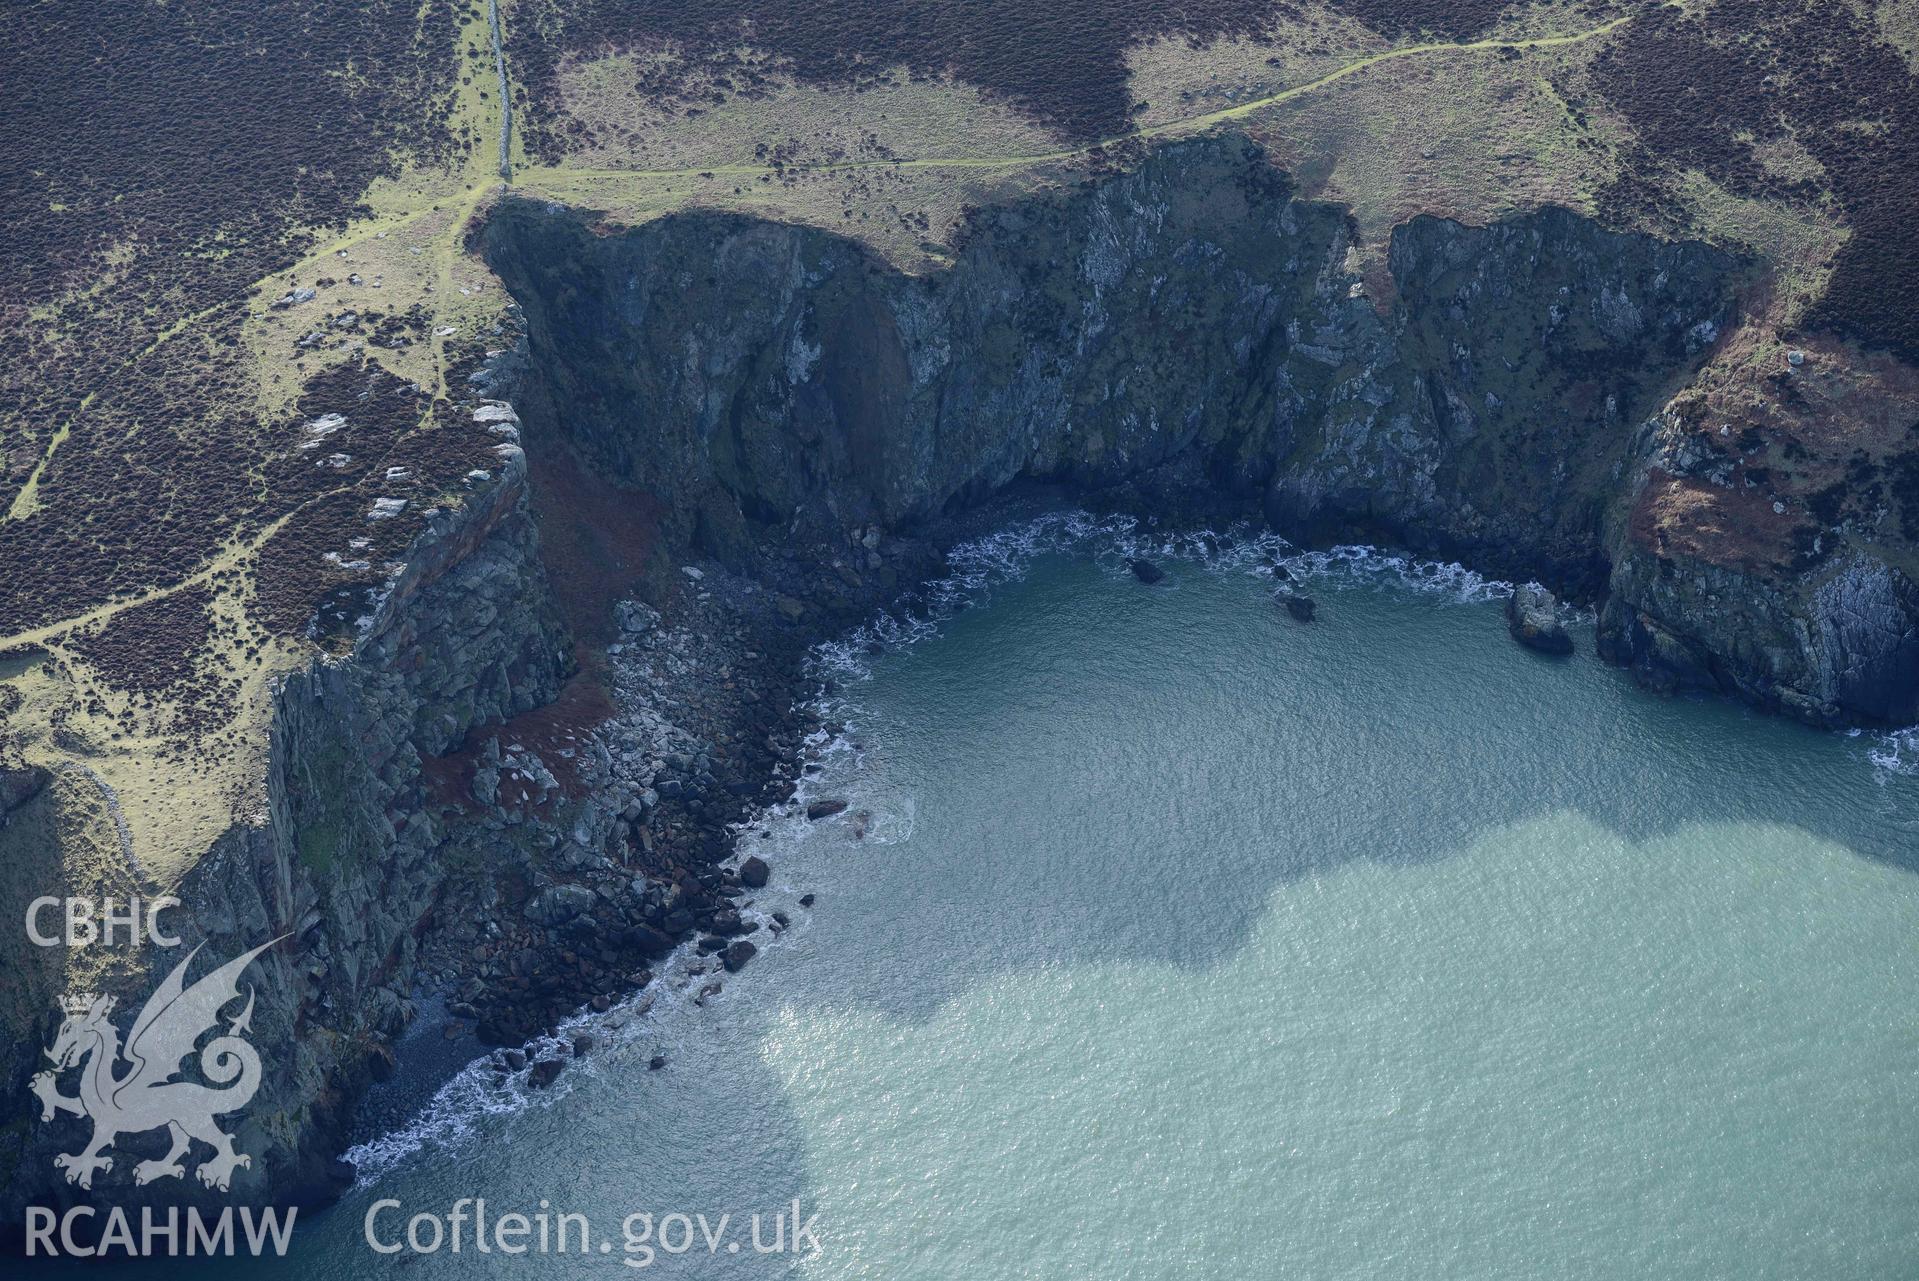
[484,133,1909,726]
[486,136,1733,596]
[1814,558,1919,719]
[1600,533,1919,724]
[526,884,596,927]
[0,433,572,1222]
[7,130,1898,1234]
[1128,558,1166,584]
[1507,584,1574,656]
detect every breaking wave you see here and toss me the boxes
[1869,725,1919,779]
[345,936,727,1185]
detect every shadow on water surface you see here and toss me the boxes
[782,551,1918,1025]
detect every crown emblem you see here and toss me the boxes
[33,939,282,1194]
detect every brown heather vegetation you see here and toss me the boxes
[507,0,1917,376]
[250,355,507,641]
[2,2,457,441]
[5,0,1919,866]
[0,301,262,636]
[3,1,457,316]
[65,589,215,697]
[0,0,466,637]
[1592,0,1919,360]
[0,2,516,877]
[507,0,1580,155]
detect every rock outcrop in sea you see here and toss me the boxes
[1507,585,1574,656]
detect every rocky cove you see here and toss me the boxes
[6,133,1917,1233]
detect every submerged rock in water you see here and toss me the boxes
[1279,592,1316,622]
[806,798,849,821]
[1507,584,1574,656]
[1128,558,1166,584]
[527,1057,565,1089]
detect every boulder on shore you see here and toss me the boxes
[739,855,771,888]
[1507,584,1574,656]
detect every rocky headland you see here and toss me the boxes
[6,133,1916,1233]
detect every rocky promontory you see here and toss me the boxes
[9,130,1917,1235]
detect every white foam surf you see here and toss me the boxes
[1869,725,1919,779]
[344,935,730,1185]
[812,511,1520,686]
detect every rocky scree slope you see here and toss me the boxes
[487,135,1914,724]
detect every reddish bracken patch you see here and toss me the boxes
[1628,468,1799,575]
[418,670,617,815]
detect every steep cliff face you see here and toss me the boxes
[485,136,1911,713]
[1601,519,1919,725]
[9,131,1902,1230]
[486,134,1918,724]
[1287,209,1733,584]
[488,142,1733,599]
[1,437,570,1224]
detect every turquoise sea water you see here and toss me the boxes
[119,522,1919,1278]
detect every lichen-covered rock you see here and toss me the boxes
[486,132,1911,728]
[8,129,1884,1226]
[1603,542,1919,724]
[526,884,597,927]
[1813,558,1919,722]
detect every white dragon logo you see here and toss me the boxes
[30,938,282,1192]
